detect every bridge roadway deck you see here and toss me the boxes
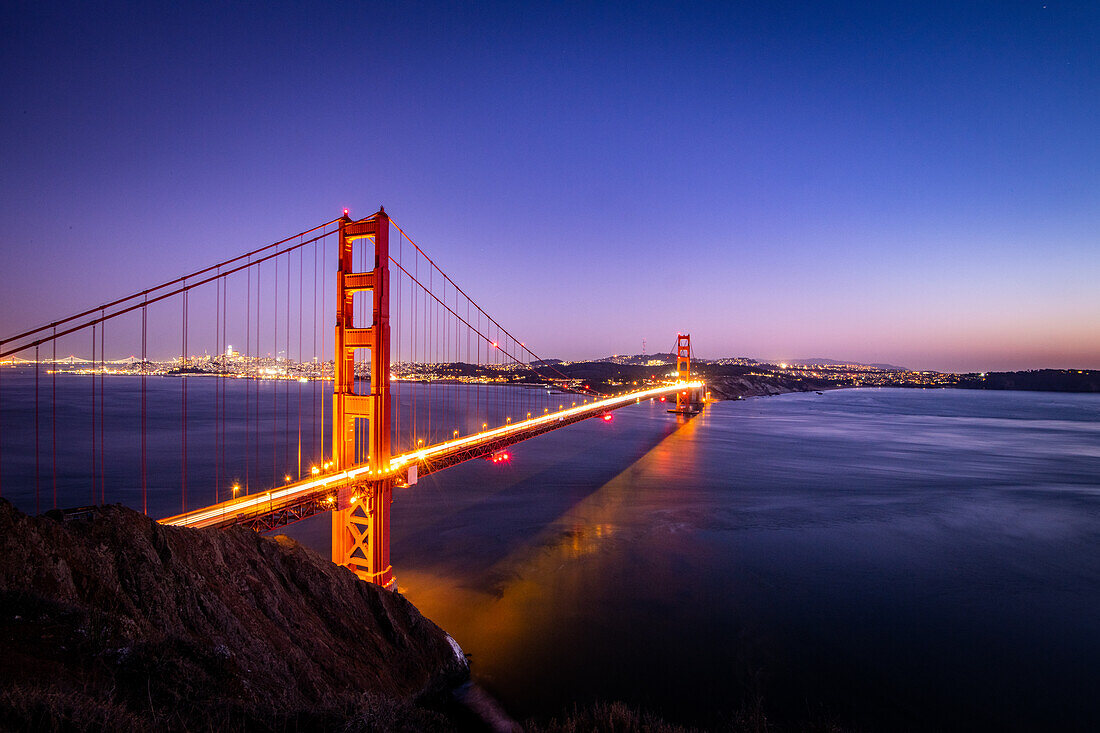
[161,381,704,532]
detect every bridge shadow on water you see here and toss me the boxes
[274,400,700,595]
[395,402,701,588]
[382,401,714,724]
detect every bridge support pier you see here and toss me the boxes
[331,479,394,588]
[330,208,395,589]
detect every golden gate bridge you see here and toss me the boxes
[0,209,704,588]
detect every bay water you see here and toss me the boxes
[2,375,1097,729]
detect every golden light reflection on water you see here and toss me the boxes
[397,409,706,688]
[566,522,615,558]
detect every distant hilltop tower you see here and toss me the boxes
[642,337,647,356]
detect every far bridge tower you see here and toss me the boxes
[672,333,704,414]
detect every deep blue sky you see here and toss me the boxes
[2,1,1097,371]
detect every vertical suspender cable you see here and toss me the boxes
[215,268,220,502]
[435,278,440,442]
[52,327,57,509]
[286,246,292,475]
[455,285,459,437]
[428,267,432,445]
[221,275,227,497]
[312,239,317,468]
[100,315,105,503]
[477,311,481,432]
[273,253,278,485]
[245,261,251,492]
[141,300,147,514]
[495,324,499,423]
[254,261,261,492]
[466,299,470,436]
[181,288,188,512]
[298,247,303,479]
[428,271,433,443]
[91,325,96,505]
[458,292,462,432]
[35,345,40,513]
[505,334,508,419]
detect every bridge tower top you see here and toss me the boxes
[333,208,391,472]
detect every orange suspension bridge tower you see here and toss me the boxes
[330,208,395,588]
[672,333,704,414]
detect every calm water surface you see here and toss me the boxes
[4,379,1099,729]
[367,389,1099,730]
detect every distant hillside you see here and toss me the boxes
[788,358,909,371]
[593,353,676,365]
[956,369,1100,393]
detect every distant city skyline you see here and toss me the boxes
[2,1,1097,374]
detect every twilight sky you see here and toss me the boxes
[1,1,1097,372]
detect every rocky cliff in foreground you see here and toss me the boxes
[0,499,468,731]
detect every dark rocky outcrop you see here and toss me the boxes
[0,499,468,731]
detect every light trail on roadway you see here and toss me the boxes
[161,380,704,530]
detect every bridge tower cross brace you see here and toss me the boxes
[331,208,395,589]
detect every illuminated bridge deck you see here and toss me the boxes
[162,381,704,532]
